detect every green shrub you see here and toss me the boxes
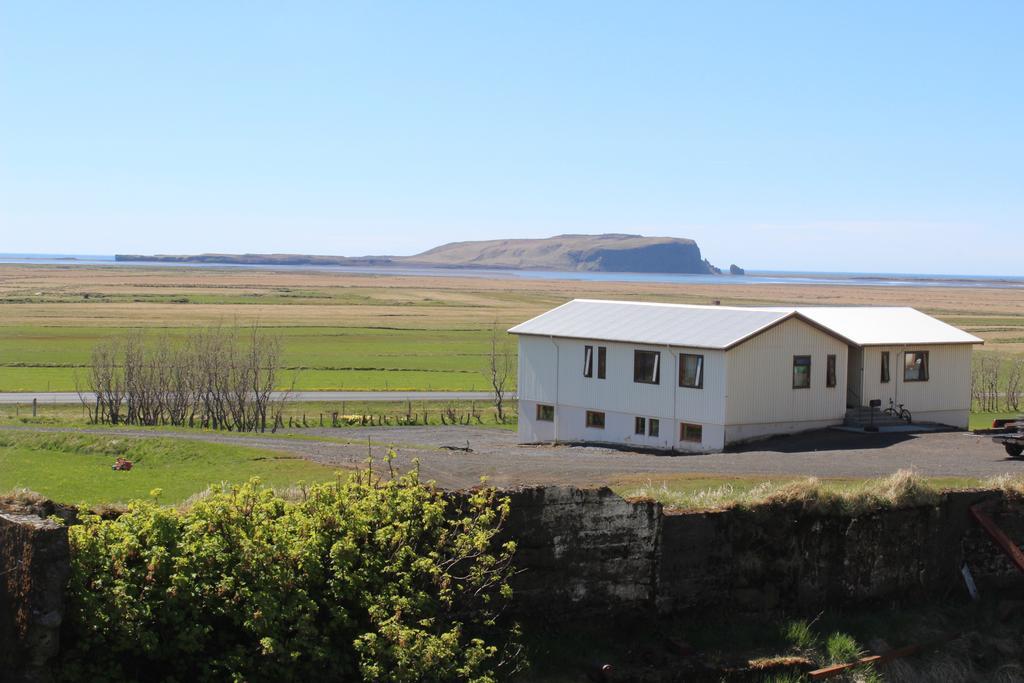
[826,632,863,664]
[824,632,881,683]
[783,619,819,654]
[58,463,519,682]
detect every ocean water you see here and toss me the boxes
[0,253,1021,289]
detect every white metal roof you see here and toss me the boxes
[509,300,983,349]
[755,306,983,346]
[508,299,799,350]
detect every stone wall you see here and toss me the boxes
[1,485,1022,677]
[500,487,1024,617]
[0,513,69,683]
[499,487,661,614]
[656,492,986,613]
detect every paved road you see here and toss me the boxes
[0,390,497,405]
[1,424,1018,490]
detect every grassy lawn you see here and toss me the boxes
[969,410,1022,430]
[0,432,338,506]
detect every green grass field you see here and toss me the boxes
[1,265,1022,404]
[0,432,338,506]
[0,325,505,392]
[969,411,1023,430]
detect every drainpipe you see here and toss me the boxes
[550,336,560,444]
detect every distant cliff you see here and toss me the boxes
[117,234,721,274]
[404,234,717,273]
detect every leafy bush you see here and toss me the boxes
[825,632,881,683]
[59,463,519,682]
[783,619,819,654]
[825,631,863,664]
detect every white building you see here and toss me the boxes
[509,300,982,452]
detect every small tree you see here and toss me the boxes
[1006,357,1023,412]
[82,323,289,432]
[972,354,1003,413]
[485,323,515,423]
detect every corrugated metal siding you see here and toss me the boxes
[517,336,728,447]
[518,336,558,403]
[553,339,677,419]
[725,318,848,425]
[675,349,726,425]
[548,405,724,452]
[518,400,557,442]
[859,344,973,413]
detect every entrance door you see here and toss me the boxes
[846,345,863,408]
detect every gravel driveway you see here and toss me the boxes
[3,424,1020,490]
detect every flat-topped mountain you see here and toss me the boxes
[406,234,718,273]
[117,233,721,274]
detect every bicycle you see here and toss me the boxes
[883,398,912,423]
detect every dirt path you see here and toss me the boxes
[3,424,1020,490]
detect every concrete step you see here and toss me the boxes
[844,414,908,421]
[844,407,911,427]
[844,418,910,428]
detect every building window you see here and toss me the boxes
[904,351,929,382]
[826,354,837,388]
[680,422,702,443]
[792,355,811,389]
[634,416,646,435]
[648,418,660,437]
[536,404,554,422]
[881,351,891,383]
[583,345,593,378]
[679,353,704,389]
[597,346,607,379]
[586,410,605,429]
[634,350,661,384]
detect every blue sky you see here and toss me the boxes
[1,2,1021,274]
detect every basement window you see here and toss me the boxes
[792,355,811,389]
[586,410,605,429]
[597,346,607,379]
[648,418,660,437]
[904,351,929,382]
[680,422,702,443]
[679,353,704,389]
[826,354,837,388]
[536,404,554,422]
[583,345,593,378]
[634,350,661,384]
[881,351,890,383]
[635,416,646,435]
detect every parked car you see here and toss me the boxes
[992,417,1024,458]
